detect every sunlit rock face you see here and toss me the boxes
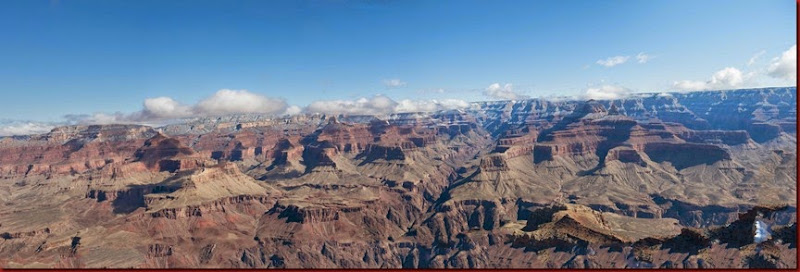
[0,87,796,269]
[755,220,772,243]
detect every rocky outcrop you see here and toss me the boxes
[356,145,407,162]
[479,155,509,172]
[604,146,646,166]
[142,162,280,215]
[269,203,345,224]
[148,194,276,219]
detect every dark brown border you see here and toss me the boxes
[795,0,799,271]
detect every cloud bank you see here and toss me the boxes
[195,89,288,116]
[74,89,291,124]
[767,44,796,82]
[483,83,529,100]
[305,95,470,115]
[673,67,750,91]
[141,97,193,119]
[583,85,631,100]
[0,121,57,137]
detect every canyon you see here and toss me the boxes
[0,87,796,268]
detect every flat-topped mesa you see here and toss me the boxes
[604,146,646,166]
[356,144,407,162]
[492,128,536,158]
[479,155,509,172]
[642,142,731,170]
[505,146,534,159]
[143,162,279,218]
[302,143,339,169]
[270,203,340,224]
[649,121,753,145]
[266,137,305,163]
[267,200,371,224]
[748,122,786,143]
[375,125,424,147]
[133,133,208,172]
[316,122,375,154]
[496,128,537,147]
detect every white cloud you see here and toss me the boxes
[710,67,745,87]
[283,105,302,116]
[305,95,469,115]
[596,55,630,67]
[636,52,651,64]
[483,83,529,100]
[436,99,470,109]
[673,67,749,91]
[62,112,139,125]
[583,85,631,100]
[55,89,289,126]
[748,50,766,66]
[383,79,407,88]
[86,113,129,124]
[767,44,797,82]
[142,97,193,119]
[394,99,470,112]
[306,95,398,115]
[0,122,56,136]
[672,80,708,91]
[195,89,288,115]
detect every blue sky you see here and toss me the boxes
[0,0,796,124]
